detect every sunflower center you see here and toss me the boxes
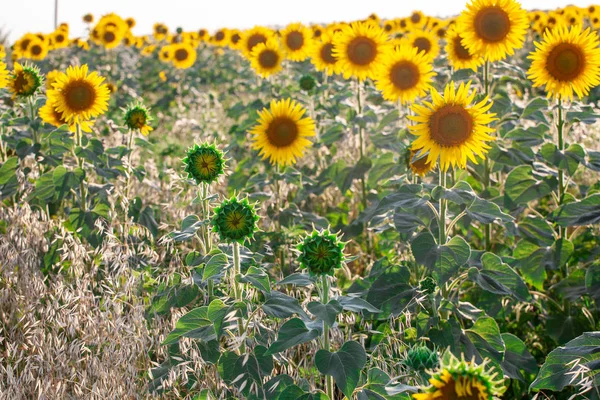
[215,31,225,41]
[411,13,421,23]
[267,117,299,147]
[195,154,217,175]
[454,37,472,60]
[247,34,267,52]
[231,33,241,44]
[175,48,189,61]
[347,37,377,66]
[20,39,31,51]
[546,43,585,81]
[30,45,42,56]
[64,81,96,111]
[474,6,511,43]
[103,31,116,43]
[226,211,244,230]
[320,43,337,64]
[410,154,431,173]
[286,31,304,50]
[413,37,431,54]
[390,61,420,90]
[14,72,34,93]
[56,34,65,43]
[429,105,473,147]
[258,50,279,68]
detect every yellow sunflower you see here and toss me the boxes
[445,26,484,71]
[250,38,284,78]
[250,98,316,166]
[100,26,123,50]
[8,63,43,98]
[374,43,436,104]
[241,26,275,57]
[46,69,60,90]
[456,0,528,62]
[527,24,600,100]
[409,149,435,176]
[0,58,8,89]
[51,29,69,49]
[83,14,94,24]
[409,80,497,171]
[39,99,93,133]
[158,45,173,62]
[409,11,426,29]
[211,29,230,47]
[26,37,49,61]
[332,21,391,81]
[281,23,313,61]
[153,23,169,41]
[170,42,197,69]
[47,64,110,124]
[125,17,136,29]
[228,29,243,49]
[309,33,341,75]
[404,29,440,62]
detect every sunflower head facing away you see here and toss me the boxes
[124,103,153,135]
[281,23,313,61]
[8,62,43,98]
[413,353,505,400]
[47,64,110,124]
[456,0,529,62]
[527,24,600,100]
[250,98,316,166]
[250,38,284,78]
[333,21,391,81]
[409,81,497,171]
[445,25,484,71]
[374,43,436,104]
[212,196,259,244]
[297,228,345,276]
[183,143,226,185]
[409,148,435,176]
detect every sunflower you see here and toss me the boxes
[39,99,93,133]
[8,63,43,98]
[281,23,312,61]
[212,196,259,244]
[409,11,426,29]
[125,17,136,28]
[0,58,8,90]
[153,23,169,41]
[413,354,504,400]
[332,21,391,81]
[46,69,60,90]
[241,26,275,57]
[405,29,440,61]
[211,29,230,47]
[527,24,600,100]
[250,99,316,166]
[83,14,94,24]
[250,38,284,78]
[100,26,123,50]
[47,64,110,124]
[297,228,345,276]
[14,33,38,59]
[228,29,243,49]
[409,148,435,176]
[170,42,197,69]
[183,143,226,184]
[309,33,341,75]
[374,43,436,104]
[159,71,167,82]
[158,45,173,62]
[456,0,528,62]
[124,103,153,135]
[409,81,497,171]
[51,29,69,49]
[445,26,484,71]
[26,37,49,60]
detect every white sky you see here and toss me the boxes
[0,0,594,43]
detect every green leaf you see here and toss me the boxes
[277,272,316,287]
[341,156,372,193]
[202,252,229,281]
[585,263,600,302]
[516,216,555,246]
[501,333,538,381]
[364,265,416,316]
[514,239,573,290]
[337,296,382,313]
[218,348,272,395]
[263,291,310,319]
[53,166,85,202]
[521,97,548,120]
[315,341,367,398]
[466,197,513,224]
[307,300,342,327]
[470,253,531,301]
[464,316,505,365]
[552,194,600,226]
[239,265,271,293]
[0,157,18,185]
[540,143,585,176]
[505,165,553,206]
[412,233,471,285]
[358,368,417,399]
[171,214,205,242]
[162,307,215,345]
[31,172,56,202]
[265,318,320,355]
[530,332,600,392]
[207,299,229,338]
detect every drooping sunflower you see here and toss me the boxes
[123,103,153,135]
[281,23,312,61]
[445,26,484,71]
[332,21,391,81]
[297,228,345,276]
[527,24,600,100]
[8,63,43,98]
[212,196,259,244]
[47,64,110,124]
[374,43,436,104]
[250,98,316,166]
[39,99,93,133]
[456,0,528,62]
[250,38,284,78]
[405,29,440,61]
[413,354,504,400]
[409,148,435,176]
[241,26,275,57]
[183,143,226,184]
[409,81,497,171]
[170,43,197,69]
[309,32,341,75]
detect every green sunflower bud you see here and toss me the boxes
[123,102,153,135]
[419,276,436,295]
[299,74,316,91]
[297,229,344,276]
[183,143,225,184]
[9,62,43,98]
[404,345,439,372]
[212,196,259,244]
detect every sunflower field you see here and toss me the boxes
[2,2,600,399]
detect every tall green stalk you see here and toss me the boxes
[75,124,86,212]
[321,274,333,398]
[439,169,447,246]
[356,79,372,259]
[232,241,246,354]
[482,61,492,251]
[556,98,565,241]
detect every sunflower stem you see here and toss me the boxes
[28,96,38,144]
[557,97,565,240]
[232,241,246,354]
[320,274,334,398]
[439,168,447,246]
[356,79,372,261]
[125,129,134,199]
[75,123,86,212]
[482,60,492,251]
